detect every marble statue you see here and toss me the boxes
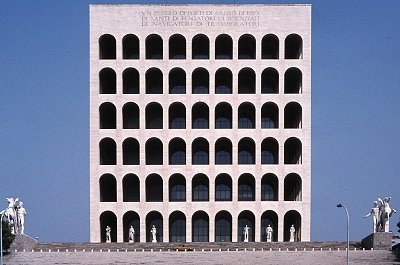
[289,225,295,242]
[364,201,380,233]
[266,224,273,242]
[378,197,396,232]
[16,202,27,234]
[151,225,157,242]
[106,226,111,243]
[129,226,135,243]
[243,225,250,242]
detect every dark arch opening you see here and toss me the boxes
[146,174,163,202]
[238,102,255,129]
[169,102,186,129]
[284,137,302,164]
[99,174,116,202]
[123,102,139,129]
[238,138,255,164]
[100,211,117,242]
[192,211,209,242]
[284,67,302,94]
[192,102,209,129]
[123,211,140,242]
[192,68,209,94]
[192,34,209,59]
[261,137,279,164]
[123,68,139,94]
[215,34,233,59]
[215,102,232,129]
[215,138,232,165]
[215,211,232,242]
[192,137,209,165]
[169,138,186,165]
[99,68,116,94]
[215,68,232,94]
[99,102,116,129]
[146,34,163,59]
[123,138,139,165]
[146,68,163,94]
[99,34,116,59]
[192,173,209,202]
[261,173,278,201]
[169,174,186,202]
[238,173,255,201]
[215,173,232,201]
[284,173,302,201]
[238,210,255,242]
[261,68,279,94]
[238,34,256,59]
[145,138,163,165]
[261,102,279,129]
[169,211,186,242]
[146,211,163,242]
[261,210,278,242]
[99,138,116,165]
[238,68,255,94]
[169,34,186,59]
[145,102,163,129]
[123,174,140,202]
[285,34,303,59]
[284,210,301,241]
[169,68,186,94]
[285,102,302,129]
[123,34,139,59]
[262,34,279,59]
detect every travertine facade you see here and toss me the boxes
[90,4,311,243]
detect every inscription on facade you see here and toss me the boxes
[139,10,260,27]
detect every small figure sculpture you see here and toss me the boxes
[378,197,396,232]
[243,225,250,242]
[16,202,27,234]
[128,226,135,243]
[266,224,273,242]
[106,226,111,243]
[151,225,157,242]
[289,225,296,242]
[364,201,380,233]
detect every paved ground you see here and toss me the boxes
[4,250,400,265]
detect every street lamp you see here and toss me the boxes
[0,211,5,265]
[337,203,349,265]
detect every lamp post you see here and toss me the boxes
[1,211,5,265]
[337,203,349,265]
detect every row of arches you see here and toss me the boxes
[100,172,302,203]
[99,137,302,165]
[100,102,302,130]
[99,67,302,94]
[99,33,302,60]
[100,209,301,242]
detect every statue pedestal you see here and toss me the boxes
[10,234,37,252]
[361,232,392,250]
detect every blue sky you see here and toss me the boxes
[0,1,399,242]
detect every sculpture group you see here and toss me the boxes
[364,197,396,233]
[0,197,27,235]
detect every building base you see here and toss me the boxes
[361,232,392,250]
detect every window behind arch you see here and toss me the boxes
[99,34,116,59]
[123,34,139,59]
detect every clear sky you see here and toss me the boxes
[0,0,399,243]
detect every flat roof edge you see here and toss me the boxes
[89,4,311,7]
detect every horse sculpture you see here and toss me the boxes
[0,197,18,234]
[378,197,396,232]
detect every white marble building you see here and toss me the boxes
[89,4,311,243]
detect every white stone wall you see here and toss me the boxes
[90,4,311,243]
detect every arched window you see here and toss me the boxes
[146,68,163,94]
[215,211,232,242]
[99,174,116,202]
[169,102,186,129]
[261,211,278,242]
[146,174,163,202]
[284,67,302,94]
[284,173,302,201]
[192,102,209,129]
[215,138,232,165]
[284,137,302,164]
[192,137,209,165]
[238,138,255,164]
[123,211,140,242]
[261,173,278,201]
[123,138,139,165]
[261,102,278,129]
[215,34,233,59]
[238,102,255,129]
[169,34,186,59]
[146,211,163,242]
[145,102,163,129]
[238,34,256,59]
[99,138,116,165]
[192,211,209,242]
[145,138,163,165]
[215,68,232,94]
[146,34,163,59]
[261,68,279,94]
[285,34,303,59]
[99,68,116,94]
[169,174,186,202]
[261,138,279,164]
[215,102,232,129]
[262,34,279,59]
[238,68,255,94]
[284,102,302,128]
[192,68,209,94]
[238,211,255,242]
[123,34,139,59]
[99,34,116,59]
[169,68,186,94]
[192,34,209,59]
[100,211,117,242]
[284,210,301,242]
[99,102,116,129]
[169,211,186,242]
[192,174,209,201]
[169,138,186,165]
[238,174,255,201]
[123,68,139,94]
[123,102,139,129]
[123,174,140,202]
[215,173,232,201]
